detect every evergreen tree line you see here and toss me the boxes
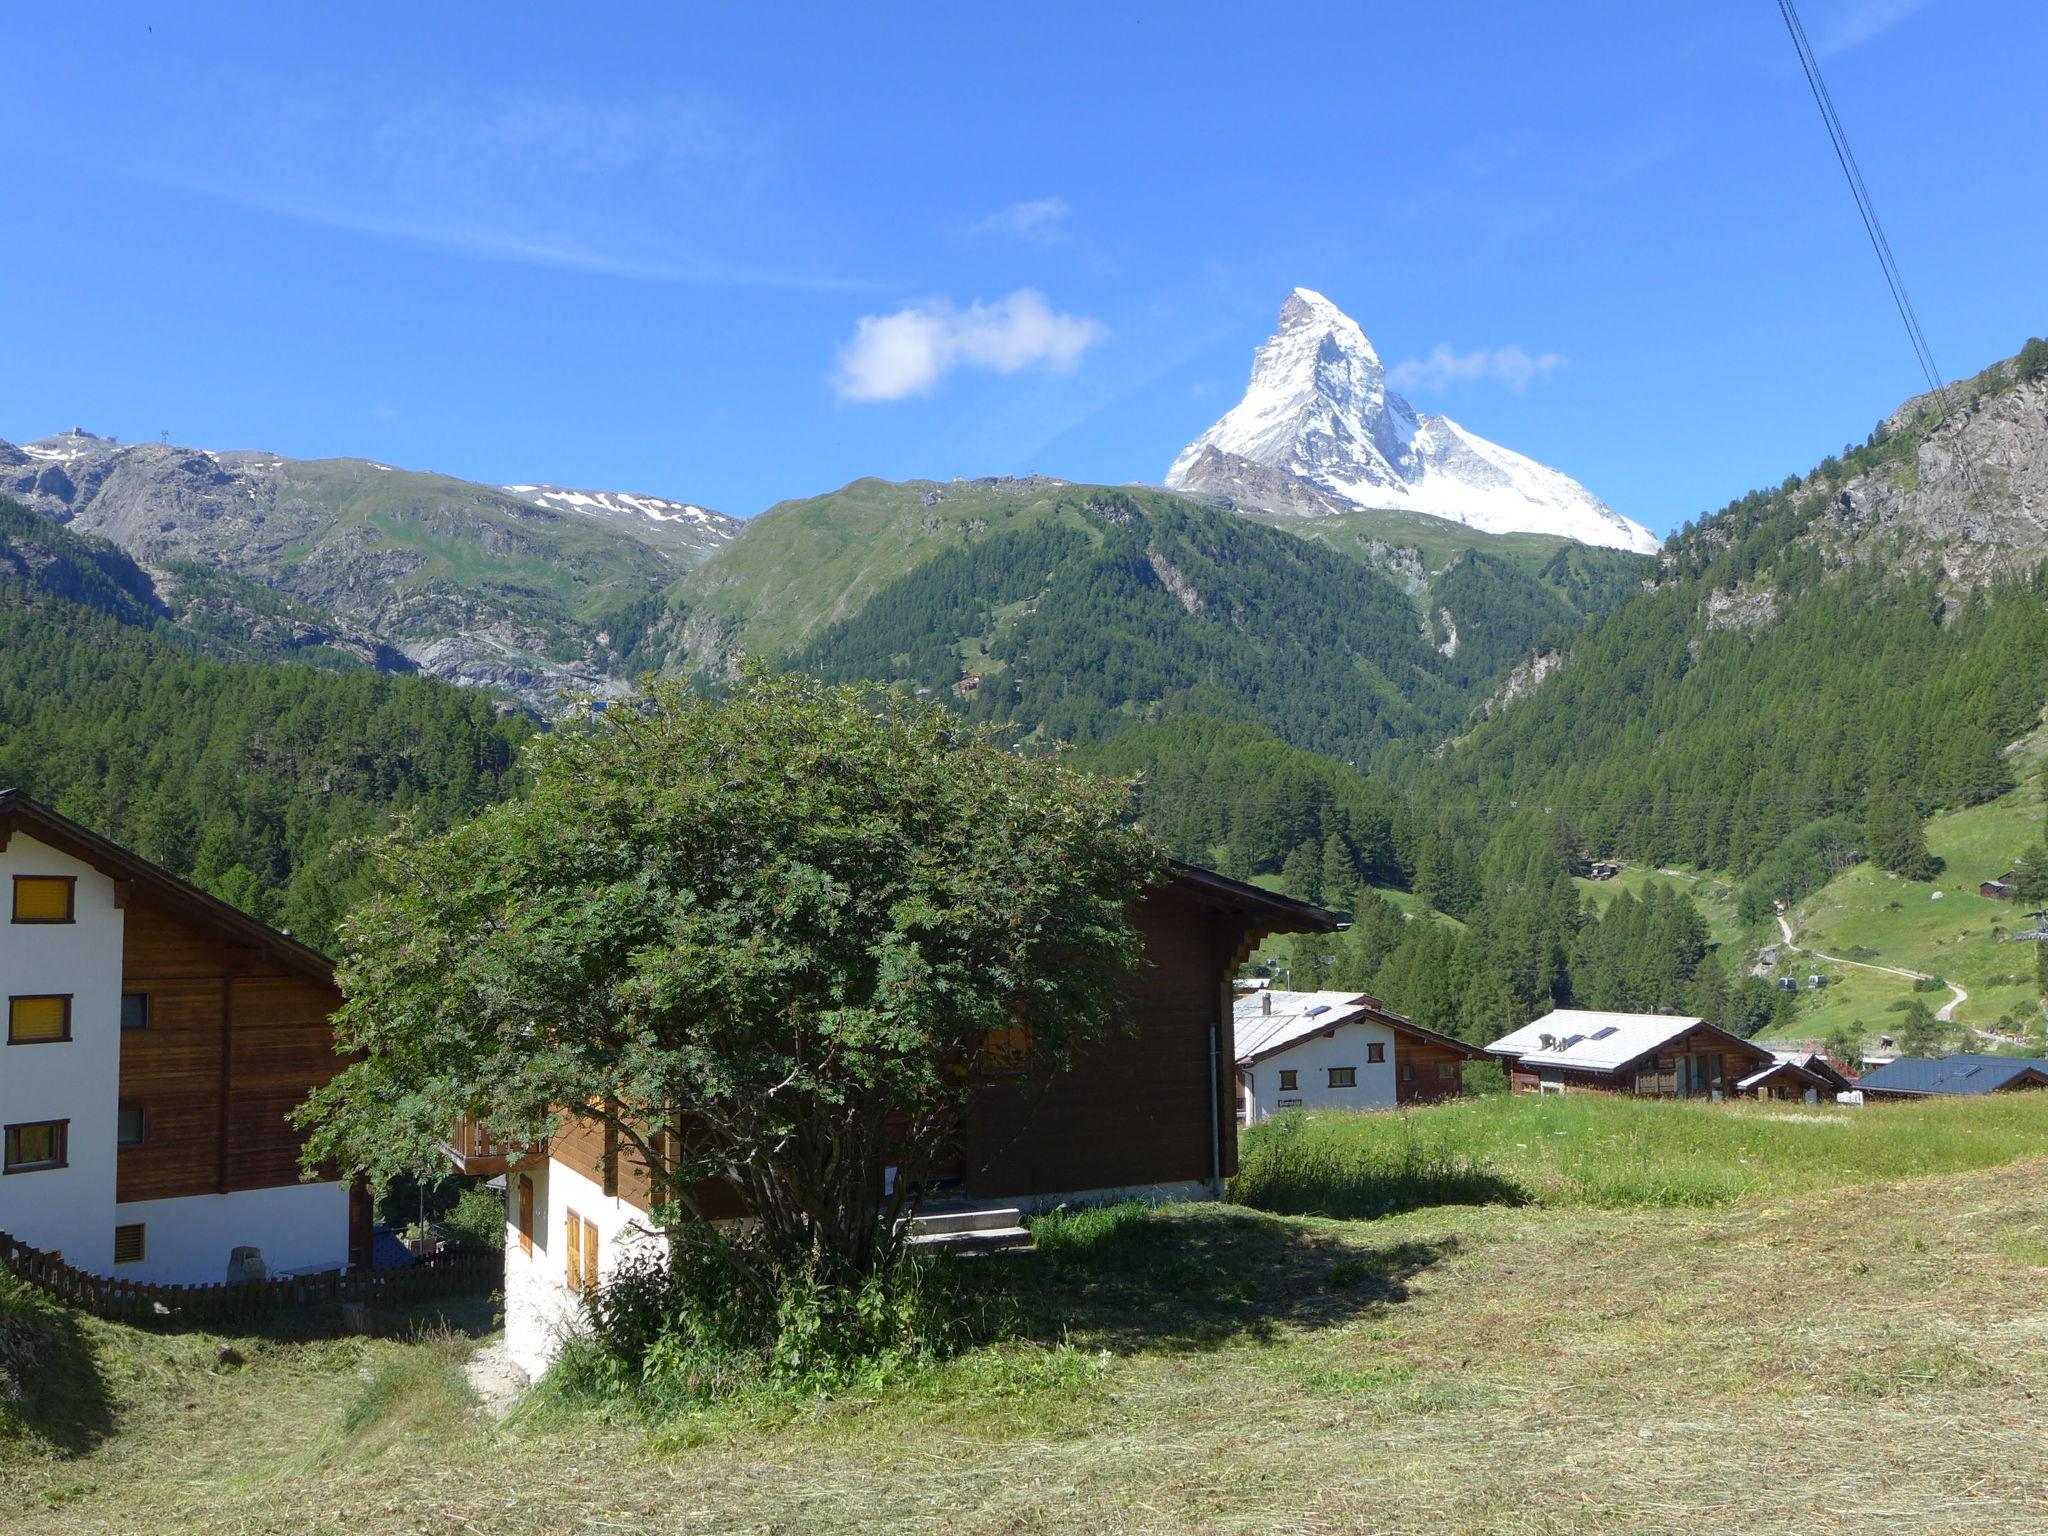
[0,582,529,950]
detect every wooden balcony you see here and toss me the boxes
[440,1118,528,1176]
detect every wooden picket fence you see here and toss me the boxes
[0,1228,499,1325]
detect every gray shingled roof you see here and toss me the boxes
[1855,1053,2048,1096]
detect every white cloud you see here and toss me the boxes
[833,290,1109,403]
[1815,0,1938,54]
[1388,344,1566,394]
[968,197,1073,244]
[114,69,865,290]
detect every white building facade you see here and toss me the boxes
[502,1151,662,1380]
[0,794,354,1283]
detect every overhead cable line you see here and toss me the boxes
[1774,0,1947,403]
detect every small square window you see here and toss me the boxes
[1438,1061,1457,1081]
[121,993,150,1031]
[1277,1069,1298,1091]
[11,875,75,924]
[1366,1042,1386,1064]
[114,1223,146,1264]
[1328,1067,1357,1089]
[4,1119,69,1172]
[118,1105,146,1148]
[8,995,72,1044]
[1401,1062,1414,1082]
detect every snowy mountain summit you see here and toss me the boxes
[1166,289,1657,554]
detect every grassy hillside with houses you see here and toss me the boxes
[1758,725,2048,1048]
[10,1095,2048,1535]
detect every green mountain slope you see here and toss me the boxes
[1415,342,2048,874]
[0,572,528,950]
[652,476,1646,760]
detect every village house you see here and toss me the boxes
[1485,1008,1775,1098]
[1855,1053,2048,1101]
[469,862,1337,1379]
[1234,988,1478,1122]
[1733,1044,1855,1103]
[0,790,362,1283]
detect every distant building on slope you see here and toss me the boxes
[1485,1008,1774,1099]
[1234,990,1478,1122]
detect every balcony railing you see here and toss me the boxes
[440,1118,528,1175]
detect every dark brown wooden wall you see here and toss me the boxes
[117,903,345,1203]
[1396,1040,1467,1103]
[965,884,1245,1199]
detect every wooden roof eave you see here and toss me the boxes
[0,789,336,984]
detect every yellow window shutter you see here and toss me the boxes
[565,1212,584,1294]
[9,996,70,1043]
[12,876,74,923]
[583,1216,599,1292]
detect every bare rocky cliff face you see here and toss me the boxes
[1822,372,2048,592]
[0,431,724,708]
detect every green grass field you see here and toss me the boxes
[1230,1091,2048,1215]
[11,1095,2048,1533]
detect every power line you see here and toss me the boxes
[1775,0,1946,403]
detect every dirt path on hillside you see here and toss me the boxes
[1775,913,1981,1038]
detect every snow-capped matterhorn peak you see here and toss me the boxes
[1166,289,1658,555]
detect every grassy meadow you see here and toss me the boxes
[10,1093,2048,1533]
[1230,1091,2048,1215]
[1763,734,2048,1043]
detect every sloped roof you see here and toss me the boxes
[1855,1053,2048,1096]
[1487,1008,1769,1074]
[1734,1059,1833,1093]
[0,788,335,983]
[1235,990,1375,1061]
[1167,861,1338,934]
[1235,988,1479,1065]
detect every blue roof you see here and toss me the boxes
[1857,1053,2048,1096]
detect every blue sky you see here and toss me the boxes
[1,1,2039,534]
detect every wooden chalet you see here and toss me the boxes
[1486,1008,1774,1098]
[0,790,361,1283]
[495,861,1337,1377]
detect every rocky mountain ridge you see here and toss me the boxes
[0,430,726,707]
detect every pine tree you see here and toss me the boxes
[1279,841,1320,902]
[1865,789,1942,882]
[1319,833,1359,912]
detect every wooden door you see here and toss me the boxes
[517,1174,535,1254]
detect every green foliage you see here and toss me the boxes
[442,1185,507,1253]
[1738,816,1865,924]
[1866,788,1944,881]
[2017,337,2048,383]
[1074,717,1402,884]
[301,671,1164,1312]
[556,1239,980,1409]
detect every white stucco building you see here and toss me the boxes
[0,791,359,1283]
[1235,989,1477,1122]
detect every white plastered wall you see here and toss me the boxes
[1241,1017,1398,1123]
[0,833,123,1273]
[114,1181,350,1282]
[504,1154,663,1381]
